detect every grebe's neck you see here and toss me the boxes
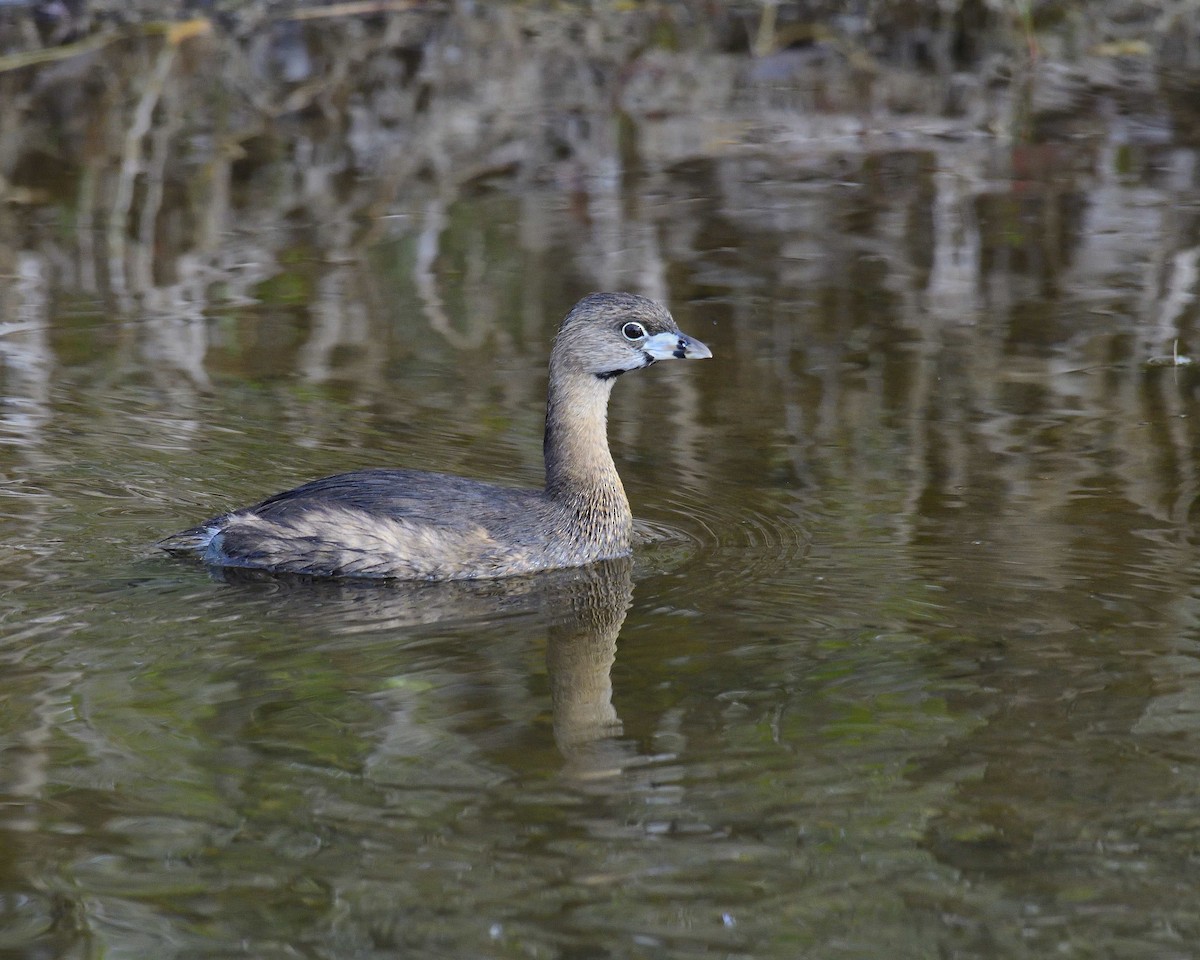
[543,371,632,546]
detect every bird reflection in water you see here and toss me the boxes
[211,557,637,778]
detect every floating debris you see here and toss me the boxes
[1147,341,1196,367]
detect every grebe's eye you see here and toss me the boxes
[622,322,646,341]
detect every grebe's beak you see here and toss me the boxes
[642,331,713,362]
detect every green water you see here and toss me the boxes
[3,6,1200,957]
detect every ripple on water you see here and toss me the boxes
[633,480,812,612]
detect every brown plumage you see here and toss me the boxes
[158,292,712,580]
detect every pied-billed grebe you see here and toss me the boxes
[159,292,712,580]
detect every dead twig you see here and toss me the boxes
[0,18,211,76]
[284,1,440,22]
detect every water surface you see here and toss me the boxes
[2,5,1200,958]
